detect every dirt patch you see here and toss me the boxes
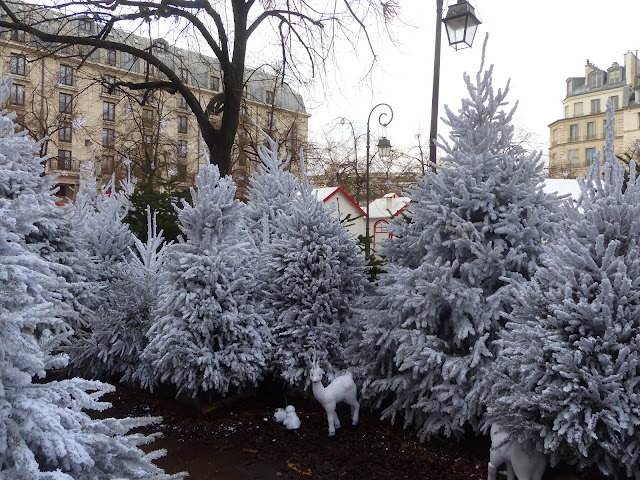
[102,384,493,479]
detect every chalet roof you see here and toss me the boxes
[313,186,366,216]
[368,193,411,219]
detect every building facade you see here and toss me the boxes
[0,16,309,200]
[548,51,640,178]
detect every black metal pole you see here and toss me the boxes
[365,103,394,260]
[429,0,444,173]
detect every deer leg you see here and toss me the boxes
[488,462,498,480]
[326,410,336,437]
[333,409,341,430]
[506,462,515,480]
[350,400,360,426]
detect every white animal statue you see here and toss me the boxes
[309,360,359,438]
[274,408,287,423]
[283,405,301,430]
[488,424,547,480]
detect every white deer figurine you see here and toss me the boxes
[309,354,359,438]
[488,424,547,480]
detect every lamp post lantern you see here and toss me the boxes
[429,0,481,171]
[365,103,394,260]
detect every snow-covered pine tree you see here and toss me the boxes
[351,37,560,440]
[245,132,300,246]
[141,163,271,398]
[483,101,640,480]
[0,75,184,479]
[261,145,366,387]
[71,207,169,383]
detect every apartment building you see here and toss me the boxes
[548,51,640,178]
[0,16,309,200]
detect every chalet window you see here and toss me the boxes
[102,128,115,148]
[59,92,73,114]
[103,101,115,121]
[178,115,188,134]
[10,54,26,76]
[59,65,73,86]
[57,150,72,170]
[58,121,72,143]
[9,84,24,105]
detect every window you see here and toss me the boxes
[142,109,154,127]
[105,49,117,66]
[59,65,73,86]
[589,72,602,88]
[568,149,579,165]
[608,95,619,110]
[59,92,73,114]
[265,90,274,104]
[102,128,114,148]
[178,67,189,84]
[10,54,26,76]
[608,69,622,85]
[574,102,583,117]
[10,29,25,42]
[103,101,115,121]
[59,121,72,143]
[177,139,188,156]
[290,124,298,152]
[178,115,188,134]
[569,124,579,142]
[102,75,116,94]
[591,99,601,114]
[586,147,596,165]
[79,19,92,33]
[120,52,139,72]
[101,155,114,174]
[243,84,248,99]
[176,94,188,109]
[57,150,72,170]
[9,84,24,105]
[265,111,273,126]
[210,75,220,91]
[564,105,569,118]
[586,121,596,140]
[143,134,153,144]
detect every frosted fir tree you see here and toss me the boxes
[245,132,301,246]
[141,163,271,398]
[71,207,169,384]
[351,37,560,440]
[261,146,366,387]
[483,102,640,480]
[0,75,184,479]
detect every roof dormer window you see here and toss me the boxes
[79,19,92,33]
[588,71,603,88]
[608,67,622,85]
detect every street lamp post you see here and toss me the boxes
[365,103,393,260]
[429,0,481,172]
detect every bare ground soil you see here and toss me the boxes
[99,383,596,480]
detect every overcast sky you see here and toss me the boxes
[300,0,640,162]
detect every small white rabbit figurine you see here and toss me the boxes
[274,408,286,423]
[283,405,300,430]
